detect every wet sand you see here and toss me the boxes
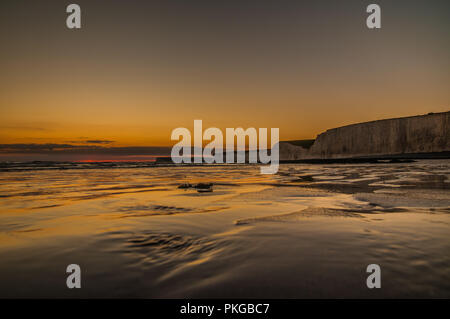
[0,160,449,298]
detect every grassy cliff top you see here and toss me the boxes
[283,139,315,149]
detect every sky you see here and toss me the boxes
[0,0,449,161]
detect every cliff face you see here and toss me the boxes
[280,112,450,160]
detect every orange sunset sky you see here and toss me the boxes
[0,0,449,160]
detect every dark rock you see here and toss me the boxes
[194,183,213,189]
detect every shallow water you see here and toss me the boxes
[0,160,449,298]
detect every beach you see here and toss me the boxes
[0,160,449,298]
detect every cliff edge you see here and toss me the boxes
[280,111,450,160]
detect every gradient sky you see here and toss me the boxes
[0,0,449,160]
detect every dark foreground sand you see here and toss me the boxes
[0,160,449,298]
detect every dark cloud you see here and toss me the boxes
[0,143,171,156]
[84,140,115,144]
[0,144,80,151]
[66,140,115,144]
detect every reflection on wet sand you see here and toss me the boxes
[0,160,449,298]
